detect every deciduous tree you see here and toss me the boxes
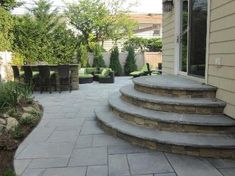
[66,0,137,49]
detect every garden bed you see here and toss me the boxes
[0,82,43,175]
[0,102,43,176]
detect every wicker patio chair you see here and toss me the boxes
[22,65,38,86]
[38,65,56,93]
[57,65,72,93]
[12,65,23,82]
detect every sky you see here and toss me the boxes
[12,0,162,15]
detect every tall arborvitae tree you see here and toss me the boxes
[92,43,105,67]
[79,44,90,67]
[124,45,137,75]
[109,46,122,75]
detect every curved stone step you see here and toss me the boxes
[133,75,217,98]
[120,85,225,114]
[109,92,235,133]
[95,107,235,158]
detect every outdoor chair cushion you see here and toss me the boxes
[129,63,151,77]
[101,68,110,77]
[130,71,143,76]
[85,67,97,74]
[79,73,93,78]
[79,68,86,74]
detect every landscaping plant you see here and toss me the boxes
[124,45,137,75]
[92,43,106,67]
[0,82,42,176]
[79,44,90,67]
[109,46,122,76]
[124,37,162,52]
[66,0,137,49]
[0,82,32,113]
[13,0,77,64]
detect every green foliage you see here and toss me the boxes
[0,0,21,11]
[7,108,20,118]
[11,125,24,139]
[13,0,77,64]
[92,43,105,67]
[3,169,15,176]
[51,24,77,64]
[66,0,136,48]
[110,13,137,42]
[0,7,14,50]
[146,38,162,52]
[109,46,122,76]
[11,52,24,65]
[124,46,137,75]
[29,109,41,119]
[79,44,90,67]
[20,115,38,128]
[0,82,33,112]
[124,37,162,52]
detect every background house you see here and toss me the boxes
[103,13,162,51]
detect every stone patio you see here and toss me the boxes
[14,77,235,176]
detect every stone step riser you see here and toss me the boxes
[110,107,235,134]
[121,95,224,115]
[134,84,216,98]
[97,119,235,159]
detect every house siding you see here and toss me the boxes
[162,10,175,74]
[207,0,235,118]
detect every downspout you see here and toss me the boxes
[205,0,211,84]
[174,0,180,75]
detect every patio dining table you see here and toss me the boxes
[26,64,80,90]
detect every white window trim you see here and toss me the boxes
[173,0,207,83]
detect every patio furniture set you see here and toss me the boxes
[129,63,162,78]
[12,64,80,93]
[79,67,114,84]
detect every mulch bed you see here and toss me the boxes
[0,103,43,176]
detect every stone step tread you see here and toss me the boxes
[95,107,235,148]
[133,75,217,91]
[109,92,235,127]
[120,85,226,107]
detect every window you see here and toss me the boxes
[153,29,160,36]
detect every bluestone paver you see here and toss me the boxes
[27,158,69,169]
[22,168,45,176]
[75,135,93,148]
[69,147,107,166]
[219,168,235,176]
[208,158,235,169]
[17,142,74,159]
[109,154,130,176]
[80,120,104,135]
[166,153,223,176]
[93,134,128,147]
[154,173,177,176]
[47,130,79,143]
[87,165,108,176]
[42,167,86,176]
[128,152,173,175]
[14,159,32,175]
[108,144,148,155]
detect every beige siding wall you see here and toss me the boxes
[207,0,235,118]
[162,10,175,74]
